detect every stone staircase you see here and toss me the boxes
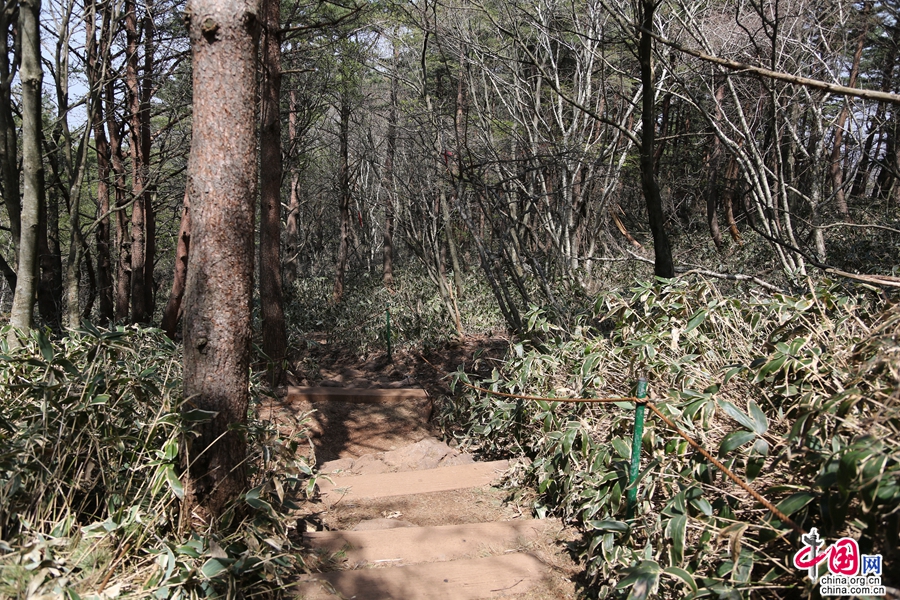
[286,386,574,600]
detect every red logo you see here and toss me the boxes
[792,529,861,581]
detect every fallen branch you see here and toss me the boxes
[622,249,782,292]
[677,268,782,292]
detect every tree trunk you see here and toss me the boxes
[851,53,893,198]
[829,2,870,219]
[38,185,61,330]
[0,4,20,259]
[639,0,674,278]
[125,0,154,323]
[333,99,351,304]
[107,77,131,322]
[142,5,156,317]
[182,0,259,520]
[705,82,726,250]
[0,254,14,291]
[161,191,190,339]
[94,96,114,322]
[383,37,398,289]
[259,0,286,385]
[284,90,300,287]
[652,92,672,175]
[8,0,43,342]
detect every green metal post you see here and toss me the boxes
[626,377,648,520]
[386,307,392,362]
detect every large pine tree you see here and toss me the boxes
[181,0,260,519]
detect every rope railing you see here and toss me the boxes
[453,377,805,536]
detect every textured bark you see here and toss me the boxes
[161,192,190,339]
[332,99,351,304]
[284,90,301,287]
[8,0,43,340]
[638,0,674,279]
[107,77,131,322]
[259,0,286,384]
[182,0,259,519]
[125,0,155,323]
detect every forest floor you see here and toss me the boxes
[257,335,583,598]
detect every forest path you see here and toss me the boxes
[264,339,580,599]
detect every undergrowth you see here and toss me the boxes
[285,267,506,354]
[442,277,899,599]
[0,324,314,599]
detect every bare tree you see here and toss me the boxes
[332,96,351,304]
[638,0,674,278]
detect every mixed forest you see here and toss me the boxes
[1,0,899,596]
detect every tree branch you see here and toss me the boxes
[646,28,900,105]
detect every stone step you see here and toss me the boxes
[287,386,429,403]
[305,519,555,566]
[318,460,509,506]
[292,553,549,599]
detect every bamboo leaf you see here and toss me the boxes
[719,430,756,455]
[666,514,687,566]
[663,566,698,592]
[748,400,768,434]
[717,400,757,432]
[685,310,708,333]
[774,492,815,517]
[164,465,184,500]
[37,330,54,362]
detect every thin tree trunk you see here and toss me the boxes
[851,54,893,198]
[94,100,114,322]
[182,0,259,520]
[333,99,351,304]
[829,2,870,219]
[653,92,672,175]
[284,90,300,287]
[0,254,14,290]
[259,0,286,384]
[639,0,674,278]
[161,191,190,339]
[705,82,726,250]
[81,240,96,319]
[125,0,154,323]
[142,3,156,317]
[0,4,20,258]
[38,183,61,329]
[110,121,131,321]
[8,0,43,342]
[383,37,398,289]
[59,15,101,328]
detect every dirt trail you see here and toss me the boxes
[260,337,581,599]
